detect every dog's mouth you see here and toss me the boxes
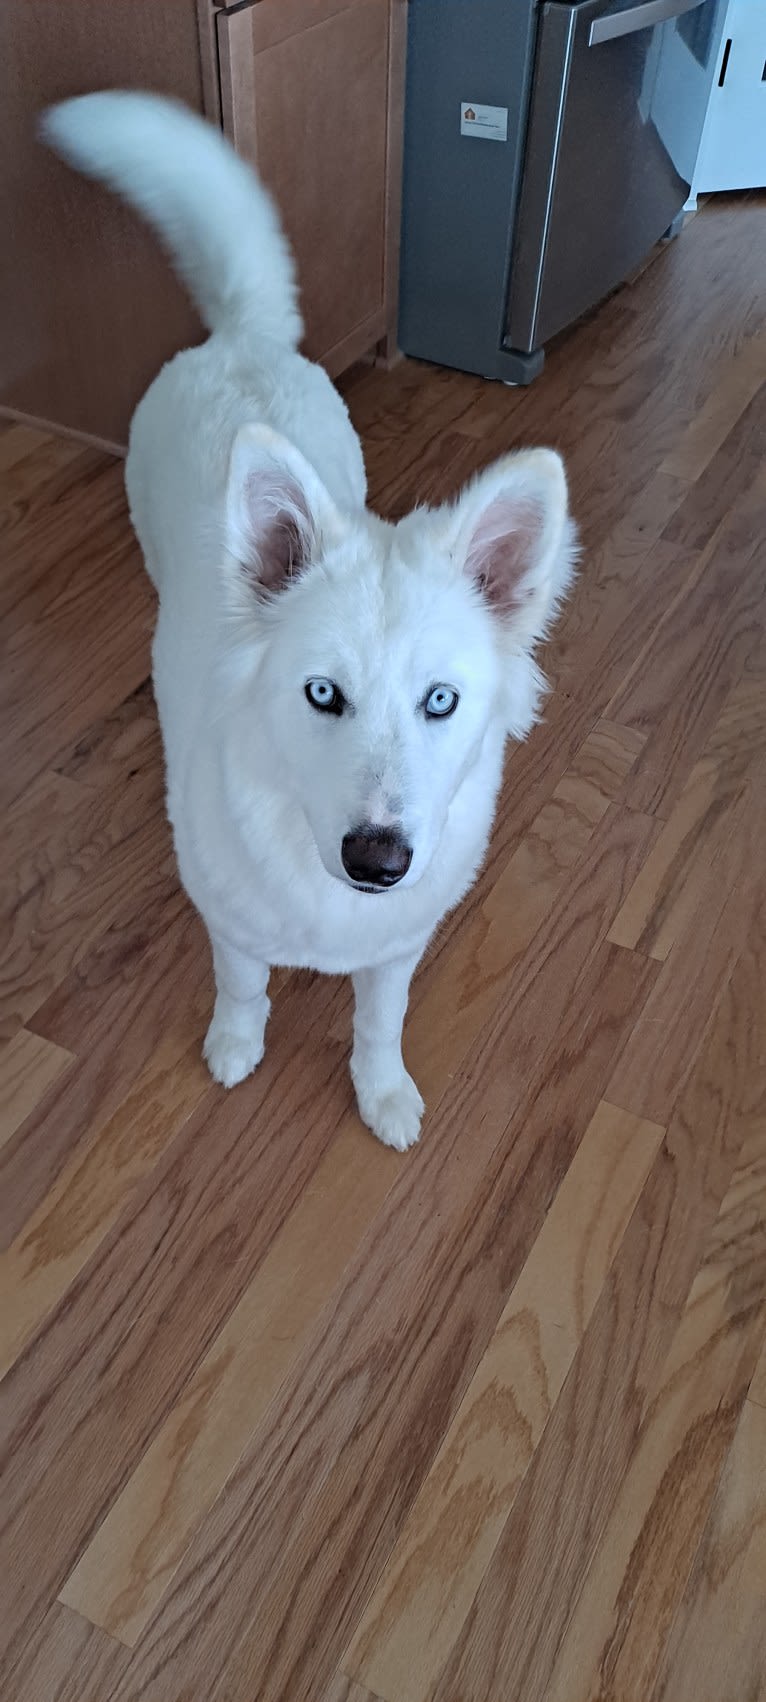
[349,880,389,896]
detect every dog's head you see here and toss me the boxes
[221,425,576,893]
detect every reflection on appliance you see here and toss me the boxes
[399,0,726,383]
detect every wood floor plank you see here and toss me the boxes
[663,381,766,556]
[650,1397,766,1702]
[321,1675,384,1702]
[0,971,349,1682]
[0,1030,211,1378]
[607,654,765,960]
[0,436,101,537]
[106,943,656,1702]
[2,769,85,916]
[430,872,765,1702]
[0,1028,74,1153]
[607,781,763,1125]
[0,422,50,470]
[706,627,766,779]
[59,1120,401,1646]
[411,802,659,1131]
[542,1118,766,1702]
[399,719,647,1105]
[3,1601,129,1702]
[659,327,766,481]
[1,759,171,1037]
[0,502,153,809]
[0,891,204,1248]
[606,462,766,816]
[607,757,744,960]
[347,353,483,443]
[543,473,689,693]
[750,1336,766,1411]
[1,459,128,634]
[55,677,158,790]
[343,1101,664,1702]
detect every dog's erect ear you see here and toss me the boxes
[225,424,338,596]
[451,449,575,648]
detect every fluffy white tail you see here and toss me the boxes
[41,91,302,347]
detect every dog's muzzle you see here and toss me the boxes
[341,827,412,890]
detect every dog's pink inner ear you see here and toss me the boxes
[465,494,545,614]
[241,468,313,594]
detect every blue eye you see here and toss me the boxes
[305,677,345,716]
[424,685,459,719]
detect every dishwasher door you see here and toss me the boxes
[506,0,724,354]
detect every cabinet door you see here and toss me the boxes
[0,0,214,448]
[218,0,405,373]
[694,0,766,191]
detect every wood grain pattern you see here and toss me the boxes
[431,862,766,1702]
[651,1396,766,1702]
[607,752,743,959]
[750,1336,766,1412]
[607,780,765,1125]
[105,942,657,1702]
[606,656,764,959]
[343,1101,664,1702]
[663,382,766,556]
[3,1602,129,1702]
[2,456,128,635]
[0,428,89,513]
[0,1028,73,1151]
[1,522,153,810]
[59,1120,401,1645]
[606,461,766,816]
[0,1032,211,1377]
[0,891,202,1249]
[322,1675,384,1702]
[1,758,171,1036]
[659,326,766,481]
[398,719,647,1105]
[1,190,764,1702]
[543,1116,766,1702]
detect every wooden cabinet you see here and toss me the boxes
[0,0,406,448]
[0,0,214,450]
[219,0,405,376]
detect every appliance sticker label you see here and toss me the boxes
[460,102,508,142]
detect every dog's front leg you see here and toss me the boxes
[203,936,271,1089]
[351,953,424,1151]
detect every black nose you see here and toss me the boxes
[341,828,412,889]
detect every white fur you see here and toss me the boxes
[43,92,576,1150]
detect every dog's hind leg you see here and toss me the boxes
[203,936,271,1089]
[350,952,425,1151]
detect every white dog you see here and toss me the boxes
[43,93,576,1149]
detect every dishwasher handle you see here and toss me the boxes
[589,0,706,46]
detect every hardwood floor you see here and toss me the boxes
[1,193,765,1702]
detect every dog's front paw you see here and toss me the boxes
[203,1020,265,1088]
[353,1068,425,1151]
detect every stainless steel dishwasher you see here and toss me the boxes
[399,0,726,383]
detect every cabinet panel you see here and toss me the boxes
[219,0,400,369]
[693,0,766,192]
[0,0,211,448]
